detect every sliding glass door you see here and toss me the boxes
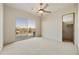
[16,18,36,41]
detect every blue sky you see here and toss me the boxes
[16,18,36,28]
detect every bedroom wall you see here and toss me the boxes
[42,4,78,45]
[78,4,79,53]
[0,4,3,50]
[4,5,41,44]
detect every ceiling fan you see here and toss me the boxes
[32,3,52,14]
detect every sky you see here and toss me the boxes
[16,18,36,28]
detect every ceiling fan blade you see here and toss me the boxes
[44,10,51,13]
[42,4,48,9]
[32,8,39,12]
[40,3,43,9]
[32,8,36,11]
[40,3,43,5]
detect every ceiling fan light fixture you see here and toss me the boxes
[32,3,51,15]
[39,10,43,14]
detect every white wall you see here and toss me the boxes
[78,4,79,53]
[42,4,78,45]
[0,4,3,50]
[4,5,41,44]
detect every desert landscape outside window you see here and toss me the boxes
[16,17,36,41]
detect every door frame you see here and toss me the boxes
[62,13,75,43]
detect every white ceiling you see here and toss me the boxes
[5,3,76,16]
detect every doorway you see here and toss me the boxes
[62,13,75,43]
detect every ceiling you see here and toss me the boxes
[5,3,76,16]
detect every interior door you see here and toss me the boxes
[63,23,73,42]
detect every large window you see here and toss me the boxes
[16,18,36,37]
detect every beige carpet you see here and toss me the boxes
[0,37,78,55]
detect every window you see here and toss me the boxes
[16,17,36,37]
